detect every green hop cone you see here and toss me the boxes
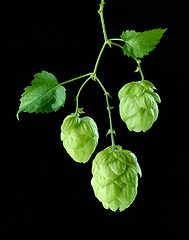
[118,80,161,132]
[91,145,142,212]
[61,113,99,163]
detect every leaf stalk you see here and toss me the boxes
[59,73,92,86]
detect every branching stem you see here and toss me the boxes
[60,0,121,149]
[59,73,92,86]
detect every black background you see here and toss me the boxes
[2,0,188,238]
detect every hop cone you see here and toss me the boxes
[61,113,99,163]
[91,145,142,212]
[118,80,161,132]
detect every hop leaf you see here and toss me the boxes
[118,80,161,132]
[120,28,167,58]
[91,145,142,212]
[16,71,66,120]
[60,113,99,163]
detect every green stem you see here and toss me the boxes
[93,41,107,75]
[59,1,117,149]
[94,76,115,150]
[75,76,92,116]
[92,1,116,149]
[109,38,125,48]
[110,42,123,49]
[109,38,125,42]
[93,38,124,75]
[98,0,108,43]
[59,73,92,86]
[134,58,145,81]
[94,76,109,97]
[105,93,116,150]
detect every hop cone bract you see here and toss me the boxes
[61,113,99,163]
[91,145,142,212]
[118,80,161,132]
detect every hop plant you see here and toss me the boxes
[16,0,166,212]
[118,80,161,132]
[91,145,142,212]
[61,113,99,163]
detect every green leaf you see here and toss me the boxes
[16,71,66,120]
[120,28,167,58]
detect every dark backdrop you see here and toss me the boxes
[2,0,188,238]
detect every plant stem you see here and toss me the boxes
[109,38,125,42]
[105,93,116,150]
[75,76,92,116]
[92,0,116,149]
[59,73,92,86]
[93,37,125,75]
[94,76,109,96]
[94,76,115,150]
[98,0,108,43]
[110,42,123,49]
[134,58,145,81]
[93,42,107,75]
[59,1,117,149]
[109,38,125,48]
